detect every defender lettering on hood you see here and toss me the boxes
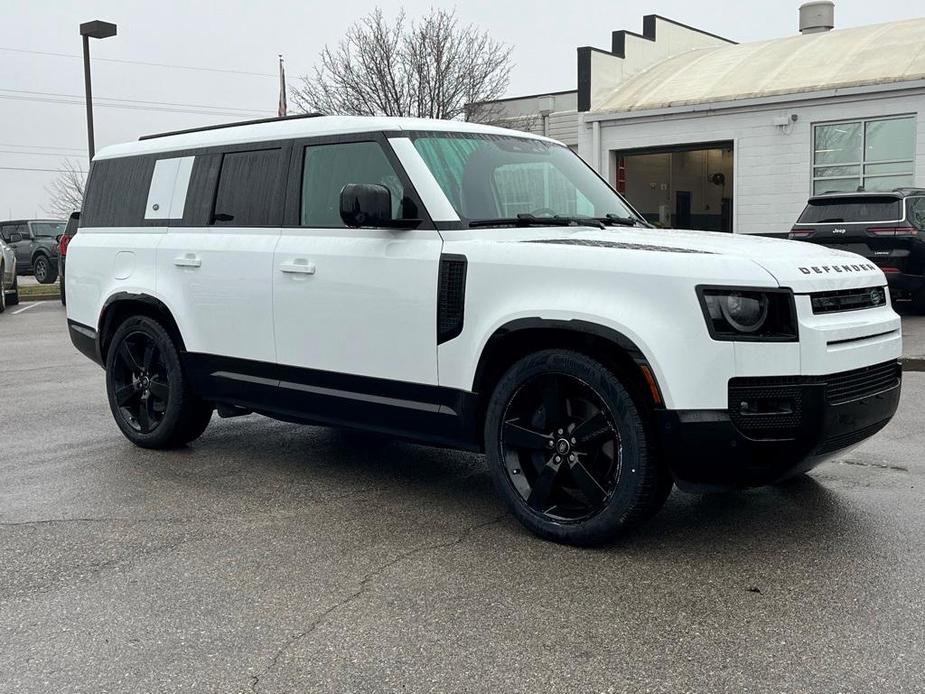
[798,263,878,274]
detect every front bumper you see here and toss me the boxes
[657,360,902,491]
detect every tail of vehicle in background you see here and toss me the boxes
[59,211,80,306]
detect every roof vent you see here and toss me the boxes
[799,1,835,34]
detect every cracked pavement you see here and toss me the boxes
[2,302,925,693]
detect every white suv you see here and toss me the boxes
[66,115,903,545]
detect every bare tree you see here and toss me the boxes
[44,160,86,218]
[292,8,518,124]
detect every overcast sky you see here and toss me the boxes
[1,0,922,218]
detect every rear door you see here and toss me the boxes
[10,223,32,268]
[155,145,286,366]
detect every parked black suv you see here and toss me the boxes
[0,219,65,284]
[790,189,925,310]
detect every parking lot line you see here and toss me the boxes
[12,302,40,315]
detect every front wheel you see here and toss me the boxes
[484,349,671,546]
[105,315,212,449]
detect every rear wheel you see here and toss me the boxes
[484,349,671,546]
[0,266,6,313]
[34,255,57,284]
[105,315,212,449]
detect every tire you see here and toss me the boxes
[0,266,6,314]
[34,255,58,284]
[484,349,672,546]
[7,274,18,306]
[60,268,66,306]
[912,288,925,314]
[105,315,213,449]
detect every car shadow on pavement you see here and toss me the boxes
[131,415,874,563]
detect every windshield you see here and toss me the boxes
[31,222,65,238]
[411,133,639,225]
[797,197,902,224]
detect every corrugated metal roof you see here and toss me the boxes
[594,18,925,113]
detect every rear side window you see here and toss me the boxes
[797,196,903,224]
[81,156,156,227]
[907,198,925,230]
[31,222,64,238]
[211,148,284,226]
[300,141,406,227]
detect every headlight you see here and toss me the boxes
[698,287,798,341]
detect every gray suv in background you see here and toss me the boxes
[0,219,65,284]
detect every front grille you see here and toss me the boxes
[728,361,901,439]
[825,361,901,405]
[810,286,887,314]
[818,419,890,454]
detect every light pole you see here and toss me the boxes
[79,20,117,162]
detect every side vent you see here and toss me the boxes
[437,254,467,344]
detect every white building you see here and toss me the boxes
[481,3,925,235]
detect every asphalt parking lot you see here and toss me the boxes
[2,302,924,693]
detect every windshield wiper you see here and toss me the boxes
[601,213,646,227]
[468,213,604,229]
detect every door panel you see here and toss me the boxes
[156,227,279,363]
[274,227,442,383]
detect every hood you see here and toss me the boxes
[492,226,886,292]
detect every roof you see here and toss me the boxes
[809,188,925,201]
[95,115,553,161]
[594,18,925,113]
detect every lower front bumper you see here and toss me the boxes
[656,362,902,491]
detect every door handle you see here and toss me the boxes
[280,261,316,275]
[174,255,201,268]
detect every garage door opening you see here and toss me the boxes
[615,142,734,232]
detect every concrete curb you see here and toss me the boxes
[901,357,925,372]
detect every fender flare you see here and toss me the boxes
[472,317,664,403]
[97,291,186,359]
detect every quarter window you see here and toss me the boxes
[300,141,406,227]
[812,116,915,195]
[907,198,925,230]
[212,148,284,226]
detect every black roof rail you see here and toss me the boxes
[139,112,325,141]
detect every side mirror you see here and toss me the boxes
[339,183,394,228]
[9,233,22,243]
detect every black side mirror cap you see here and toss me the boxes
[339,183,421,229]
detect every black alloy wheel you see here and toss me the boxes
[105,315,213,449]
[485,349,672,545]
[501,373,621,521]
[111,330,170,434]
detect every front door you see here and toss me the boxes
[272,136,444,433]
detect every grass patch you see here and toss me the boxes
[18,283,60,301]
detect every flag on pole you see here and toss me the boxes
[277,54,288,118]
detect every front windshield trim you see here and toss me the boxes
[402,130,648,228]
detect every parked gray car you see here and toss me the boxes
[0,236,19,312]
[0,219,64,284]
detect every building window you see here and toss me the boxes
[813,116,915,195]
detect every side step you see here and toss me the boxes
[216,403,253,419]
